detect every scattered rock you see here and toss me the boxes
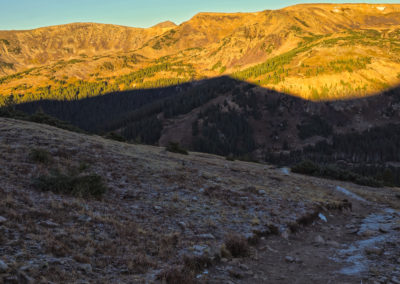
[3,275,18,283]
[198,233,215,240]
[281,230,290,240]
[318,213,327,222]
[285,256,295,263]
[47,258,64,265]
[379,227,388,233]
[360,230,377,237]
[79,263,92,274]
[392,276,400,284]
[377,276,387,283]
[314,235,325,245]
[0,216,7,224]
[326,240,341,248]
[39,220,59,228]
[245,232,260,245]
[258,190,266,195]
[294,257,303,264]
[347,228,359,234]
[18,271,34,284]
[228,267,244,279]
[0,260,8,273]
[193,245,210,256]
[365,247,383,256]
[264,245,279,253]
[77,215,92,223]
[239,264,249,271]
[19,265,33,272]
[281,168,290,175]
[153,206,162,211]
[229,259,240,265]
[178,221,186,230]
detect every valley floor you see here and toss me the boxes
[0,118,399,283]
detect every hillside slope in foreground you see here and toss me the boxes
[0,118,399,283]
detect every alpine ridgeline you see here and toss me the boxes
[1,4,400,103]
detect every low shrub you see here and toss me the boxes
[0,108,85,134]
[105,132,126,142]
[157,266,195,284]
[291,160,383,187]
[33,172,107,198]
[166,142,188,155]
[224,234,250,258]
[226,154,235,161]
[291,160,320,175]
[29,112,84,133]
[183,255,212,273]
[29,148,52,164]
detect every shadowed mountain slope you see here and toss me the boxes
[15,77,400,185]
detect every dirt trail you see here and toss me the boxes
[206,186,400,284]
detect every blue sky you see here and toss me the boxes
[0,0,397,30]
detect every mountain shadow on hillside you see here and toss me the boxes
[15,76,400,185]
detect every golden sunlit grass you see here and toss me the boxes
[1,4,400,102]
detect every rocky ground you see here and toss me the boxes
[0,117,399,283]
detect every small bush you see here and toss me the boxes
[29,112,84,133]
[226,154,235,161]
[29,148,52,164]
[105,132,126,142]
[183,255,212,273]
[166,142,188,155]
[292,160,383,187]
[224,234,250,258]
[220,244,232,258]
[291,160,320,175]
[157,266,196,284]
[0,108,85,134]
[33,172,107,198]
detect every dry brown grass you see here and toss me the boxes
[224,234,250,258]
[1,117,399,282]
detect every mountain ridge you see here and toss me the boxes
[1,3,400,102]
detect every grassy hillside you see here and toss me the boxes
[1,117,399,282]
[1,4,400,102]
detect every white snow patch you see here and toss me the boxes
[377,6,386,11]
[334,186,367,202]
[281,167,290,175]
[318,213,327,222]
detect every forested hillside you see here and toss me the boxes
[15,76,400,186]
